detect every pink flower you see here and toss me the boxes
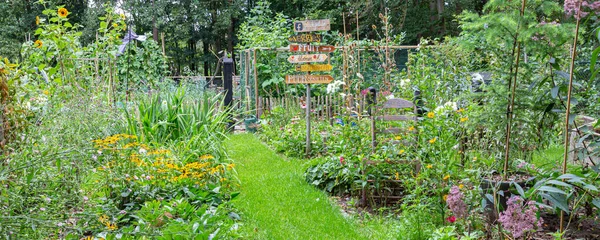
[446,186,467,219]
[446,216,456,223]
[340,156,345,164]
[361,89,369,96]
[498,196,543,238]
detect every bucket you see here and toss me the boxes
[244,115,258,133]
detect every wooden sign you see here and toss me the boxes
[288,33,322,43]
[295,64,333,72]
[287,54,328,63]
[286,75,334,84]
[289,45,335,53]
[294,19,331,32]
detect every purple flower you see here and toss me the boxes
[120,210,127,214]
[565,0,600,19]
[498,196,543,238]
[446,186,467,219]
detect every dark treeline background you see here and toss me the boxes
[0,0,491,76]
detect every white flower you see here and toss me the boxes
[386,94,395,100]
[326,80,345,94]
[434,101,458,114]
[399,78,410,88]
[139,148,147,154]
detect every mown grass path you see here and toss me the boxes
[225,134,374,240]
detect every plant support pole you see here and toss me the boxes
[503,0,527,180]
[561,4,582,233]
[306,84,311,156]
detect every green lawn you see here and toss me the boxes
[225,134,390,240]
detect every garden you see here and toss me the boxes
[1,0,600,239]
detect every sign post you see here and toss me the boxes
[286,18,331,157]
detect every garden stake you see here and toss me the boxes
[502,0,527,181]
[561,1,582,233]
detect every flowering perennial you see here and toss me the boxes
[498,196,543,239]
[446,186,467,219]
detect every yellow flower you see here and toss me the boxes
[460,117,468,122]
[443,174,450,181]
[394,172,400,180]
[43,90,49,95]
[426,164,432,169]
[34,40,43,48]
[98,215,108,223]
[199,154,214,160]
[58,7,69,18]
[429,137,437,144]
[120,13,126,19]
[106,222,118,230]
[227,163,235,170]
[408,126,415,131]
[427,112,435,118]
[443,195,448,201]
[36,16,40,25]
[472,156,478,162]
[112,23,118,28]
[394,136,402,140]
[459,184,464,189]
[399,149,405,154]
[457,108,465,113]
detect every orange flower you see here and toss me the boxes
[34,40,43,48]
[58,8,69,18]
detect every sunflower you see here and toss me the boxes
[34,40,43,48]
[36,16,40,25]
[58,7,68,18]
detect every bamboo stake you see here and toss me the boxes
[503,0,527,180]
[560,3,582,232]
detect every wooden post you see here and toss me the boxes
[306,84,311,156]
[223,57,234,132]
[245,50,250,112]
[161,33,166,57]
[253,49,259,117]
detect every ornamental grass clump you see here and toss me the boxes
[498,196,543,239]
[446,185,467,219]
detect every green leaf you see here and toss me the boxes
[64,22,72,28]
[590,46,600,75]
[547,180,573,189]
[592,198,600,209]
[513,182,525,197]
[540,193,569,213]
[538,186,566,195]
[550,86,559,99]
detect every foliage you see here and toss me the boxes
[116,38,169,92]
[124,87,230,160]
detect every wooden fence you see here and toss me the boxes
[256,95,371,120]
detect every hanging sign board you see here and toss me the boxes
[289,45,335,53]
[295,64,333,72]
[288,33,322,43]
[287,54,328,63]
[286,75,334,84]
[294,19,331,32]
